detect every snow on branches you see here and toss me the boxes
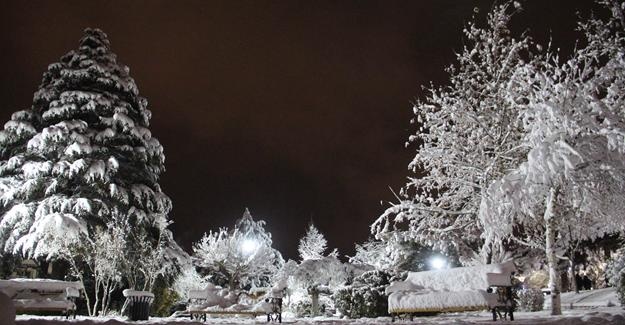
[192,209,284,291]
[0,28,181,316]
[298,223,338,261]
[372,2,531,263]
[480,1,625,315]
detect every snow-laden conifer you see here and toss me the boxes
[0,28,180,316]
[0,28,171,257]
[298,223,337,261]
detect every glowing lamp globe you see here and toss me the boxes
[241,239,259,255]
[429,256,447,270]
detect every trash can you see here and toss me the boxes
[122,289,154,321]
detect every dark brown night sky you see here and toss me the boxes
[0,1,599,259]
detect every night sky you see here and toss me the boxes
[0,1,599,259]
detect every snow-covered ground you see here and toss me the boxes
[545,287,619,309]
[12,288,624,325]
[12,308,625,325]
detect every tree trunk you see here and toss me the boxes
[93,277,101,317]
[569,256,578,294]
[310,288,319,316]
[544,186,562,315]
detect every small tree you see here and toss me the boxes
[298,223,337,261]
[193,209,283,291]
[291,256,347,316]
[52,213,126,316]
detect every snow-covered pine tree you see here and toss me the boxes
[480,1,625,315]
[0,28,177,315]
[371,2,531,263]
[298,223,337,261]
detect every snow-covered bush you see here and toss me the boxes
[516,288,544,312]
[526,270,549,290]
[172,264,207,302]
[333,270,392,318]
[606,249,625,305]
[289,294,333,317]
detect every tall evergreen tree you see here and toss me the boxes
[0,28,179,315]
[0,28,171,256]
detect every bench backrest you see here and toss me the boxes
[401,261,515,292]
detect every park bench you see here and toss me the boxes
[386,261,516,321]
[188,284,283,322]
[0,278,83,319]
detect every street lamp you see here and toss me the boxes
[429,256,447,270]
[241,238,259,255]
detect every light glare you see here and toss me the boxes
[429,256,447,270]
[241,238,258,255]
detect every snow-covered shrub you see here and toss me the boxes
[526,270,549,289]
[289,292,333,317]
[516,288,544,312]
[606,249,625,305]
[152,286,179,317]
[333,270,391,318]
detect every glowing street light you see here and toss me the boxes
[241,238,259,255]
[429,256,447,270]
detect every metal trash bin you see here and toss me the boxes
[122,289,154,321]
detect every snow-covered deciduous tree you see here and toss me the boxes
[480,1,625,315]
[52,213,127,316]
[298,223,337,261]
[193,209,283,291]
[371,2,531,264]
[0,28,180,315]
[124,222,183,292]
[350,236,439,272]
